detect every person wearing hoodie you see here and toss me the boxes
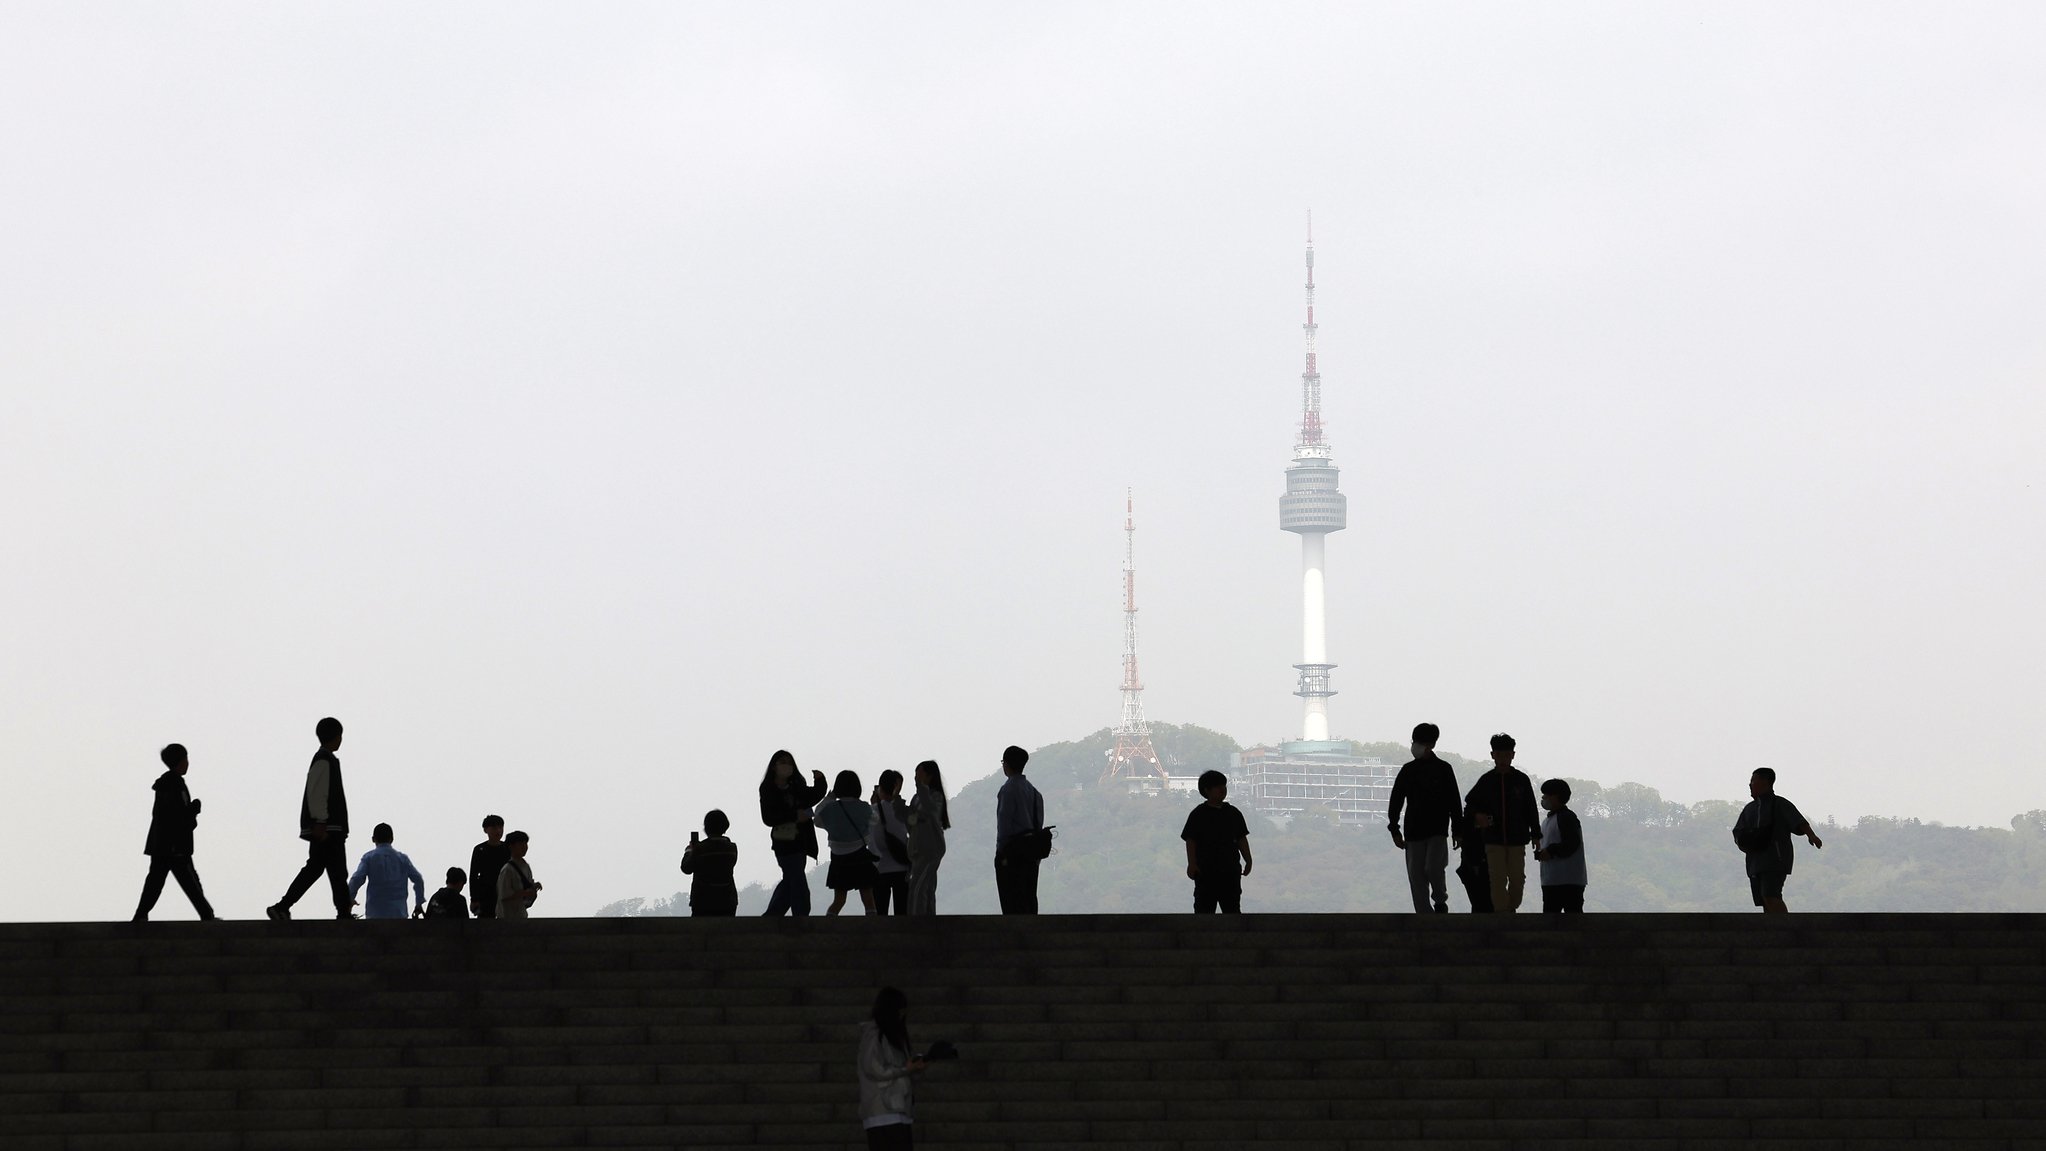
[132,743,215,922]
[857,986,926,1149]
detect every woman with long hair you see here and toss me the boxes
[757,750,827,917]
[857,986,926,1149]
[905,760,949,915]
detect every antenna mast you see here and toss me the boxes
[1105,490,1164,786]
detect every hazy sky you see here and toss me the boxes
[5,3,2042,921]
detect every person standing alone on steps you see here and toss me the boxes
[1181,770,1253,914]
[268,717,353,921]
[1732,767,1823,913]
[132,743,215,922]
[759,750,828,917]
[993,745,1046,915]
[1463,732,1540,913]
[1386,722,1464,914]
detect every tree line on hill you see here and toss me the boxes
[599,723,2046,916]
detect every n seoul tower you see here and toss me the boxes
[1278,216,1347,741]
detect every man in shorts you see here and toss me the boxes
[1732,767,1823,913]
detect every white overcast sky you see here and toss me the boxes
[4,3,2042,921]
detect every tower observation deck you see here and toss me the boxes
[1279,220,1346,742]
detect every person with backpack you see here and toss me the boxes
[1732,767,1823,913]
[815,771,877,916]
[1462,732,1541,913]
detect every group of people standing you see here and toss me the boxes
[739,745,1047,918]
[1386,722,1824,914]
[132,717,543,923]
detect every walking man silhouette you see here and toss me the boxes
[267,717,354,921]
[132,743,215,922]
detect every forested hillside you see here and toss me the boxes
[600,724,2046,916]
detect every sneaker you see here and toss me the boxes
[265,904,290,921]
[336,911,360,921]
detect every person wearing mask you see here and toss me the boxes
[758,751,828,917]
[1386,722,1465,914]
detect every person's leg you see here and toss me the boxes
[133,856,173,921]
[1019,855,1040,914]
[873,879,891,915]
[1489,842,1522,915]
[276,838,328,913]
[789,853,812,917]
[1456,848,1493,913]
[1761,873,1788,914]
[826,887,847,917]
[1422,836,1450,913]
[321,838,351,916]
[866,1120,914,1149]
[1219,883,1242,915]
[1495,846,1525,912]
[858,887,876,914]
[166,857,214,920]
[1403,842,1430,913]
[1541,884,1560,914]
[1563,885,1584,914]
[995,856,1015,914]
[763,851,794,917]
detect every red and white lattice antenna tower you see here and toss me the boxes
[1298,210,1326,451]
[1105,490,1164,786]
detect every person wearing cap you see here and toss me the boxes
[347,823,426,920]
[496,830,542,919]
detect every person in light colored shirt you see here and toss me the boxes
[497,830,541,919]
[348,823,426,919]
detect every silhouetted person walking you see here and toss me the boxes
[1386,722,1464,913]
[268,717,353,921]
[132,743,215,922]
[759,750,827,917]
[469,816,510,920]
[1454,836,1493,913]
[1463,732,1539,913]
[1733,767,1823,913]
[906,760,949,916]
[1181,770,1252,913]
[681,809,739,917]
[348,822,426,920]
[857,986,928,1149]
[496,830,540,919]
[1534,779,1586,913]
[993,745,1045,915]
[869,770,911,915]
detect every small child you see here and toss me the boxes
[1180,770,1253,914]
[1533,779,1586,913]
[680,809,740,917]
[423,867,469,919]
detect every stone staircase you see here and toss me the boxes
[1,914,2041,1149]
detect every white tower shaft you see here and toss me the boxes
[1278,218,1346,741]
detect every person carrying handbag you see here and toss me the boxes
[759,750,828,917]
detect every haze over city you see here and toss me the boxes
[3,2,2041,922]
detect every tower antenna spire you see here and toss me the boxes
[1105,489,1164,787]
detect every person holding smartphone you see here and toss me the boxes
[680,809,739,916]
